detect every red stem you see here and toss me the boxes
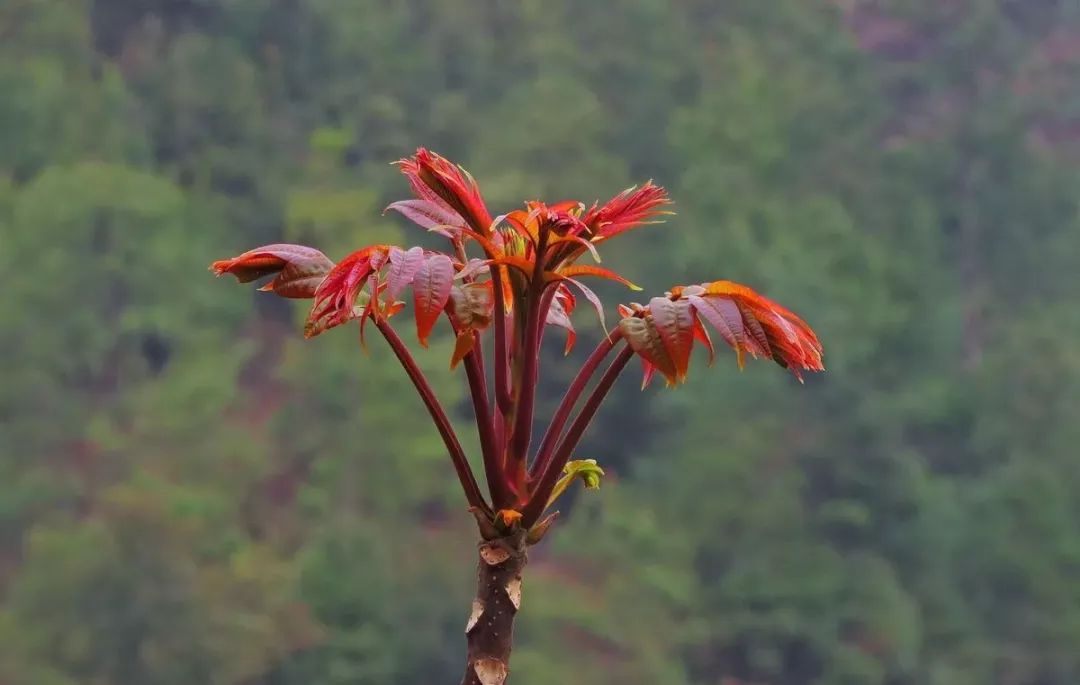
[461,328,510,508]
[490,270,513,414]
[521,344,634,526]
[507,282,555,486]
[377,320,490,515]
[529,328,623,481]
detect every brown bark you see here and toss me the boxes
[461,532,527,685]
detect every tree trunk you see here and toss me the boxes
[461,532,527,685]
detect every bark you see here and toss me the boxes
[461,532,527,685]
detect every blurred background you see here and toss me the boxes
[2,0,1080,683]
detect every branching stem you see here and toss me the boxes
[377,320,490,515]
[530,328,623,481]
[522,343,634,526]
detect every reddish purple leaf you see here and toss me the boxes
[545,289,577,355]
[413,254,455,347]
[648,296,695,383]
[565,278,606,332]
[386,246,425,300]
[385,199,465,233]
[211,243,334,298]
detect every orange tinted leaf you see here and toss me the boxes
[450,330,476,370]
[459,228,502,259]
[412,254,455,347]
[688,280,823,379]
[648,297,695,383]
[211,243,334,298]
[555,265,641,290]
[491,255,536,278]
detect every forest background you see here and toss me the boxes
[2,1,1080,683]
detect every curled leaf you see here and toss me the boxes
[306,245,391,337]
[545,459,606,510]
[450,282,495,331]
[619,314,677,387]
[648,296,695,384]
[396,148,493,234]
[211,243,334,298]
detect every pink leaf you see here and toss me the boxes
[385,199,466,234]
[413,254,455,346]
[386,246,425,300]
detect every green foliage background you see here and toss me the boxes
[3,1,1080,683]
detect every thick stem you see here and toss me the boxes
[521,344,634,526]
[376,320,490,516]
[530,329,622,481]
[462,534,527,685]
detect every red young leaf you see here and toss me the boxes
[648,296,695,384]
[386,246,426,300]
[585,182,672,242]
[619,314,678,387]
[385,199,465,233]
[545,285,577,355]
[356,252,389,347]
[413,254,455,347]
[639,357,658,390]
[450,331,476,370]
[211,243,334,298]
[396,148,492,234]
[692,312,715,366]
[306,245,391,337]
